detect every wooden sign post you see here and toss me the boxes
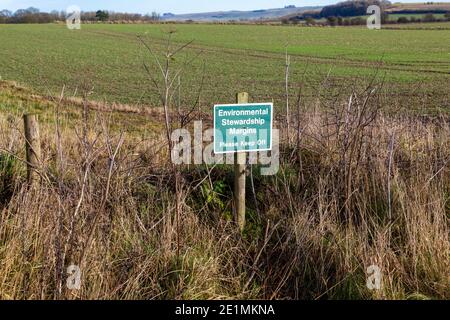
[23,114,41,186]
[213,93,273,233]
[234,92,248,232]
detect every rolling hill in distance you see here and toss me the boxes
[160,5,323,21]
[160,2,450,22]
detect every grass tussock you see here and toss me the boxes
[0,83,448,300]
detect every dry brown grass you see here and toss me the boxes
[0,82,448,300]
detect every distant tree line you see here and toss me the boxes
[0,7,59,23]
[0,7,161,24]
[285,12,450,26]
[284,0,450,26]
[324,13,449,26]
[395,12,450,24]
[388,9,450,14]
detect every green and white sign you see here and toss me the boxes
[214,103,273,154]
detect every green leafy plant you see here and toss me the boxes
[201,179,227,210]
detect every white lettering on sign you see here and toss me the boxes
[218,108,269,117]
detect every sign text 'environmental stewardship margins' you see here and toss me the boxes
[214,103,273,154]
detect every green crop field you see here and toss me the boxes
[0,23,449,113]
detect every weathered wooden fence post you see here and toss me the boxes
[235,92,248,233]
[23,114,41,186]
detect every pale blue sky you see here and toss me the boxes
[0,0,443,14]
